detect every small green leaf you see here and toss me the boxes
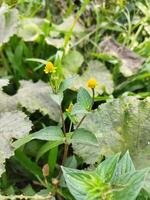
[114,151,135,177]
[77,87,92,110]
[13,126,64,149]
[112,169,149,200]
[59,76,77,92]
[96,153,120,183]
[71,128,98,146]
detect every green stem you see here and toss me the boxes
[63,0,89,56]
[75,114,87,130]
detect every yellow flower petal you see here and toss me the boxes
[44,62,56,74]
[87,78,97,89]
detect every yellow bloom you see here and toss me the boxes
[66,102,73,113]
[44,62,56,74]
[87,78,97,89]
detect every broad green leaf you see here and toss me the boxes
[62,50,84,76]
[21,184,36,196]
[45,37,64,48]
[71,128,98,146]
[17,17,49,42]
[99,38,145,77]
[15,80,60,121]
[75,60,114,94]
[12,126,64,149]
[0,80,60,121]
[74,96,150,168]
[48,146,58,175]
[0,111,32,176]
[96,153,120,183]
[54,15,84,33]
[0,3,19,45]
[72,95,150,194]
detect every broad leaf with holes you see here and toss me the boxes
[15,80,60,121]
[73,96,150,168]
[0,111,32,176]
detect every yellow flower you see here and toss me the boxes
[66,102,73,113]
[44,62,56,74]
[87,78,97,89]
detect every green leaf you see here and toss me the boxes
[77,87,92,110]
[17,17,49,42]
[25,58,48,65]
[0,3,19,45]
[62,167,111,200]
[74,96,150,168]
[48,146,58,175]
[71,128,98,146]
[114,151,135,177]
[112,169,149,200]
[12,126,64,149]
[96,153,120,183]
[71,96,150,198]
[62,153,149,200]
[15,149,43,178]
[59,76,77,92]
[15,80,60,121]
[62,50,84,76]
[0,111,32,176]
[36,140,63,162]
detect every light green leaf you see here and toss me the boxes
[15,80,60,121]
[0,3,19,45]
[62,167,111,200]
[96,153,120,183]
[45,37,64,48]
[25,58,48,65]
[12,126,64,149]
[59,76,77,92]
[0,111,32,176]
[63,154,149,200]
[62,50,84,76]
[71,128,98,146]
[112,169,149,200]
[114,151,135,177]
[54,15,84,33]
[17,17,49,42]
[74,96,150,168]
[77,87,92,110]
